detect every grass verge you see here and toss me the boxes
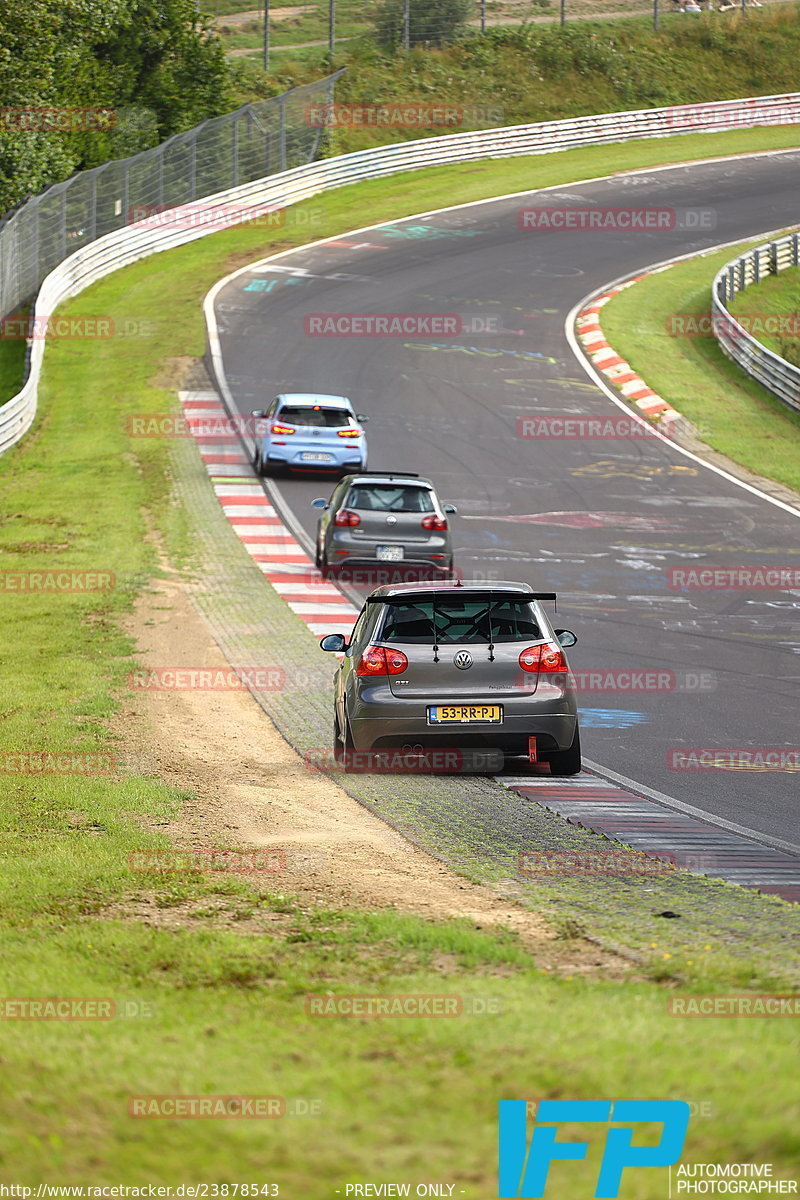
[729,261,800,368]
[1,130,799,1185]
[600,241,800,494]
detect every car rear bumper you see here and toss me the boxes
[348,690,577,754]
[263,440,366,471]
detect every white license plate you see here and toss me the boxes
[300,452,333,463]
[376,545,404,562]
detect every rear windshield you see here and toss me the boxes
[347,485,434,513]
[278,406,352,428]
[379,598,543,644]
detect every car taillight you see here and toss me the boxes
[337,427,361,437]
[271,422,295,435]
[421,514,448,531]
[518,643,567,673]
[356,646,408,677]
[333,509,361,527]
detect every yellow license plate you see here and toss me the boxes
[428,704,503,724]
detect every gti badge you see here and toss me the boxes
[454,650,473,670]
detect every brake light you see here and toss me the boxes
[337,428,361,437]
[356,646,408,676]
[271,422,295,435]
[518,643,567,673]
[333,509,361,527]
[421,514,448,531]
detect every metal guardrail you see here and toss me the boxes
[3,90,800,457]
[712,232,800,415]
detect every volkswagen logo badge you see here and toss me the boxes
[454,650,473,670]
[386,515,397,525]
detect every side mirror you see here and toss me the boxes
[554,629,577,648]
[311,498,329,510]
[320,633,347,652]
[356,413,369,423]
[251,409,266,417]
[444,503,457,514]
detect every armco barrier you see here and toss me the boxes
[2,91,800,458]
[712,232,800,414]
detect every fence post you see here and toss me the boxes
[402,0,410,50]
[89,174,98,243]
[794,233,800,267]
[263,0,270,70]
[60,188,67,263]
[329,0,335,55]
[158,148,165,208]
[190,135,197,201]
[753,251,760,284]
[233,115,240,188]
[279,96,287,171]
[561,0,567,24]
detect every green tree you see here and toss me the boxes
[0,0,228,213]
[373,0,474,51]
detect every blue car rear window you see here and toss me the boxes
[278,407,352,428]
[380,599,542,644]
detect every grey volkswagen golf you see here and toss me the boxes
[319,581,581,775]
[312,472,456,578]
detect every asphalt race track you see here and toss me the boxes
[212,150,800,850]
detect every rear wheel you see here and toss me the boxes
[547,726,581,776]
[319,549,332,579]
[334,708,356,771]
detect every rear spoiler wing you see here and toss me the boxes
[366,591,558,609]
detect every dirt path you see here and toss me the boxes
[117,561,630,976]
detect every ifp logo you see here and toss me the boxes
[498,1099,690,1198]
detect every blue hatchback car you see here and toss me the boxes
[251,393,368,476]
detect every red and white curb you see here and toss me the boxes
[180,389,360,638]
[576,274,686,437]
